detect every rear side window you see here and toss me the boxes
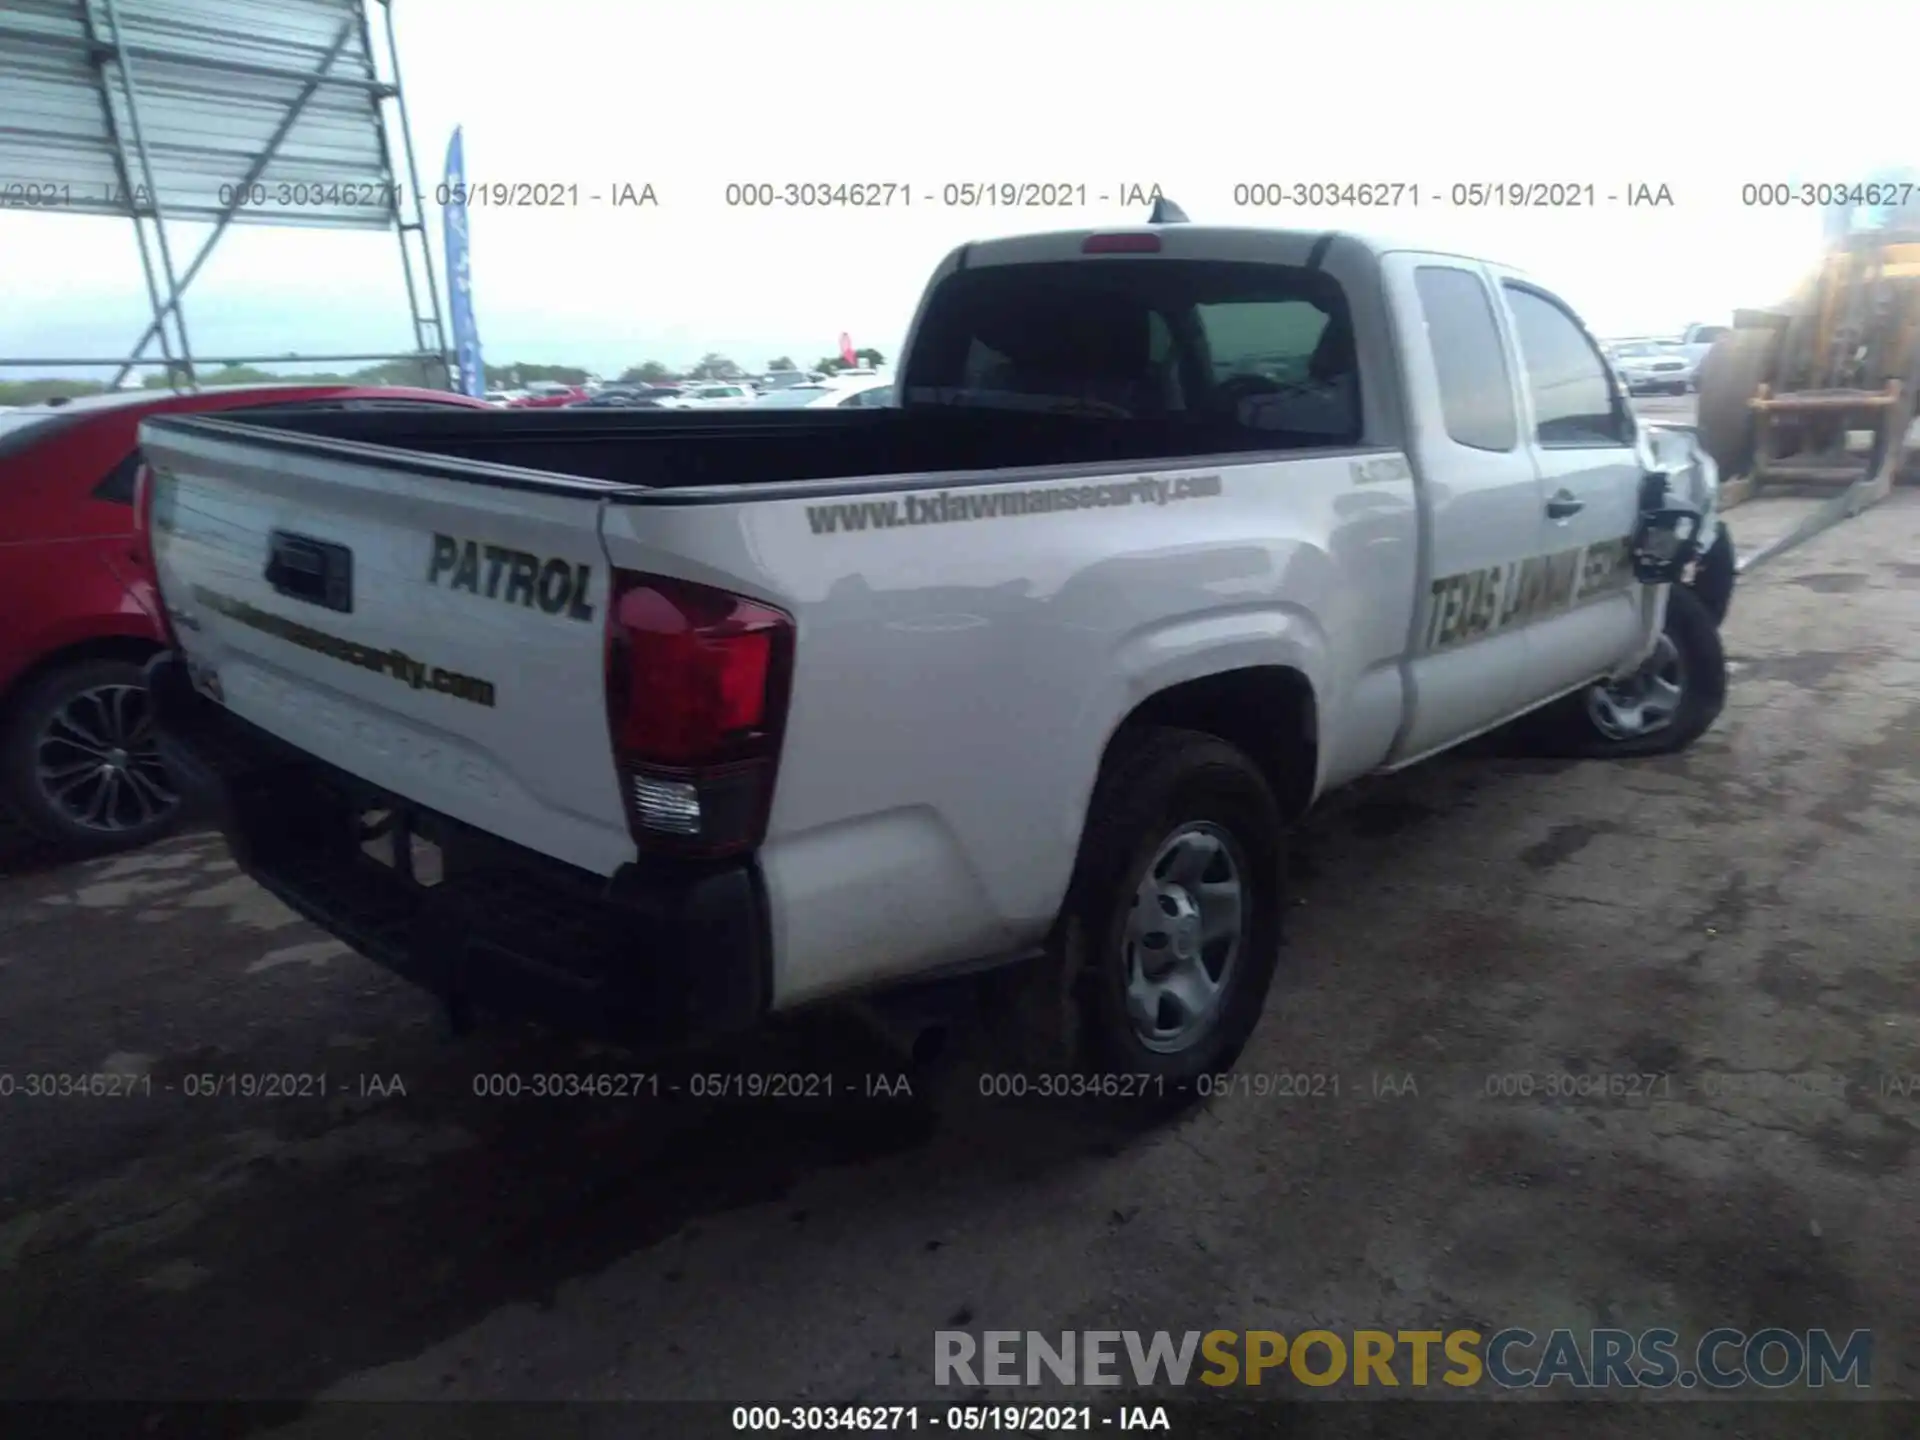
[1414,265,1518,452]
[93,451,141,504]
[904,259,1361,449]
[1503,285,1630,447]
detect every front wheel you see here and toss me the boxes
[1688,521,1736,627]
[1528,584,1727,759]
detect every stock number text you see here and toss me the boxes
[472,1072,662,1099]
[1485,1072,1671,1100]
[0,1071,153,1099]
[1234,181,1418,208]
[219,181,402,210]
[724,182,911,208]
[1742,181,1917,208]
[977,1072,1164,1100]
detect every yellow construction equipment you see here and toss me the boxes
[1696,180,1920,508]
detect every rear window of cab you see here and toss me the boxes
[902,259,1361,450]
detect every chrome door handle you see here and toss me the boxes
[1546,491,1584,520]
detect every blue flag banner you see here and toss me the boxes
[443,126,486,397]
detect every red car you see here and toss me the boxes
[0,383,489,857]
[506,385,588,409]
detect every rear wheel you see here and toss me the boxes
[0,657,186,857]
[980,728,1287,1109]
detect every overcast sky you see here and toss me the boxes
[0,0,1905,380]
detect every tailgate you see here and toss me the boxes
[141,417,635,877]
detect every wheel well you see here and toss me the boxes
[1108,667,1318,820]
[0,636,161,713]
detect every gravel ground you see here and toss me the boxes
[0,493,1913,1434]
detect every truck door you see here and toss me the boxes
[1380,255,1543,762]
[1493,278,1645,702]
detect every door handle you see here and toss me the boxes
[1546,491,1584,520]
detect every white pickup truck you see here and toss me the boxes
[1676,321,1733,371]
[137,216,1730,1090]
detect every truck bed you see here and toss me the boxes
[165,403,1318,495]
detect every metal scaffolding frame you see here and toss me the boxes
[0,0,450,391]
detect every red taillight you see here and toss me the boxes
[131,461,180,646]
[1082,233,1161,254]
[132,460,155,543]
[604,570,794,858]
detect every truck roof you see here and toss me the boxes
[957,223,1524,276]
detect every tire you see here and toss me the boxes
[0,656,189,858]
[1688,521,1736,627]
[1526,584,1727,760]
[982,727,1286,1104]
[1695,329,1779,479]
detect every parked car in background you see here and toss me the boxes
[758,370,826,391]
[0,383,489,857]
[657,383,759,410]
[1673,322,1732,373]
[566,386,675,409]
[1612,341,1694,395]
[507,383,590,409]
[748,375,896,409]
[484,389,528,406]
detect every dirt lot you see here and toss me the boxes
[0,495,1914,1427]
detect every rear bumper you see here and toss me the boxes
[145,652,771,1051]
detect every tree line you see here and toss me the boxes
[615,348,887,384]
[0,348,891,406]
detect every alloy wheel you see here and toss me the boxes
[32,683,179,834]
